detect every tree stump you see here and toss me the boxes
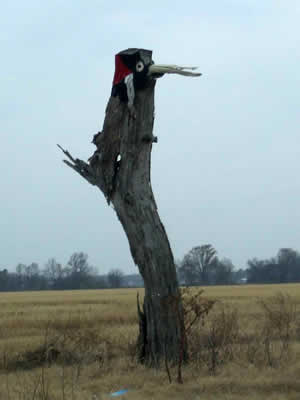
[58,67,189,367]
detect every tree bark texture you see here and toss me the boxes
[59,79,187,366]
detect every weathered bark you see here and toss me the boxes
[58,79,187,366]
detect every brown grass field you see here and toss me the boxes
[0,284,300,399]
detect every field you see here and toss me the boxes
[0,284,300,400]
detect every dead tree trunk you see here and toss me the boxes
[58,79,187,366]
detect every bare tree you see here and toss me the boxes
[107,268,124,288]
[65,252,93,289]
[181,244,218,285]
[15,262,45,290]
[58,48,201,365]
[214,258,234,285]
[44,258,65,289]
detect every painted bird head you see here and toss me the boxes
[111,48,201,106]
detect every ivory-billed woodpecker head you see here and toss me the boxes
[111,48,201,109]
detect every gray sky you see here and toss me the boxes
[1,0,300,274]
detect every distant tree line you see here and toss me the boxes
[177,245,300,286]
[0,252,125,291]
[1,247,300,292]
[246,248,300,284]
[177,244,243,286]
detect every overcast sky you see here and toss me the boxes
[1,1,299,274]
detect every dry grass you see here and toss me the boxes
[0,284,300,399]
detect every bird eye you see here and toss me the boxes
[136,61,144,72]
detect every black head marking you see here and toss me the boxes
[112,48,154,101]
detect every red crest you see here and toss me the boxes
[112,55,132,86]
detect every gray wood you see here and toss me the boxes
[58,79,187,366]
